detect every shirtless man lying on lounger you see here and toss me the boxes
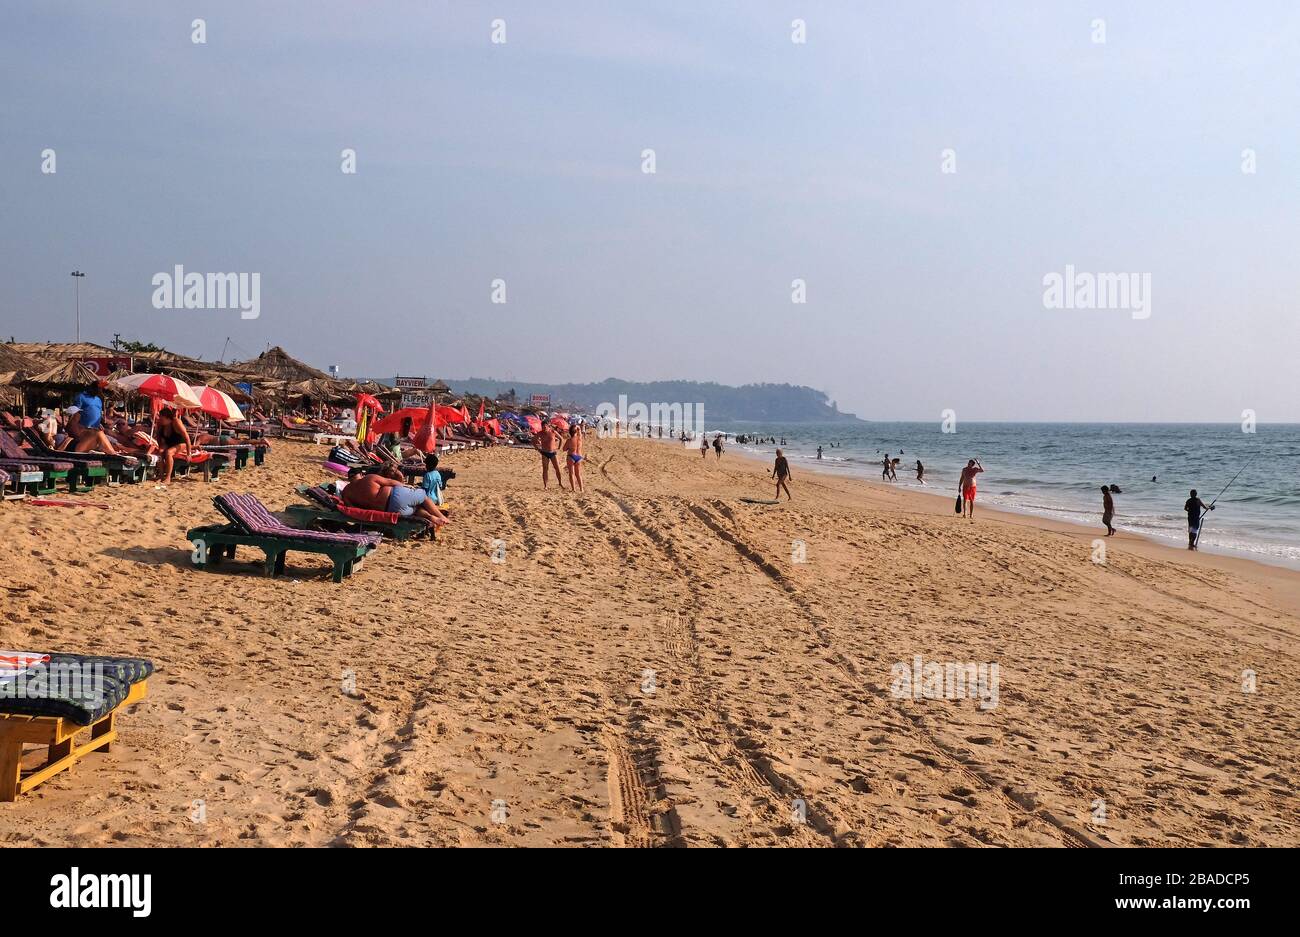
[342,470,448,528]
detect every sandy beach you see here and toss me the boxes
[1,435,1297,847]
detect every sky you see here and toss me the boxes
[2,1,1298,421]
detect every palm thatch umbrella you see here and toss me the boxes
[18,359,100,414]
[0,344,43,379]
[231,346,330,382]
[23,359,100,390]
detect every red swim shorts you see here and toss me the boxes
[963,486,977,501]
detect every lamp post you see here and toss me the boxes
[70,270,86,342]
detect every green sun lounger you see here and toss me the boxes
[187,493,382,583]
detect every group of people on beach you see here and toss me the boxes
[532,421,586,492]
[530,426,1228,551]
[31,382,264,485]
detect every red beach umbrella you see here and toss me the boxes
[193,385,245,422]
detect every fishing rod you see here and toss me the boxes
[1194,453,1258,547]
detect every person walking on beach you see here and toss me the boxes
[713,434,724,460]
[563,423,585,493]
[1184,489,1214,550]
[889,458,898,482]
[816,445,823,461]
[771,449,793,501]
[958,459,983,520]
[1101,485,1116,536]
[916,460,925,484]
[700,435,709,458]
[882,454,892,481]
[533,423,566,490]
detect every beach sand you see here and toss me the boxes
[1,435,1297,847]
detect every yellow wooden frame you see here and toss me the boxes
[0,680,148,802]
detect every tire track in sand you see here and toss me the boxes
[686,499,1103,848]
[595,489,841,845]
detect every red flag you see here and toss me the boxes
[411,398,441,454]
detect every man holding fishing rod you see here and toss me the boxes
[1184,490,1214,550]
[1185,455,1255,550]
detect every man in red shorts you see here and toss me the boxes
[958,458,984,521]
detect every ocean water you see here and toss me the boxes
[693,421,1300,569]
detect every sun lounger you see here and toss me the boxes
[187,493,381,582]
[199,442,254,470]
[373,444,430,482]
[277,417,322,439]
[16,428,145,486]
[0,653,153,801]
[286,484,434,541]
[171,449,228,482]
[0,454,75,494]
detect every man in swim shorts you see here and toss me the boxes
[958,459,983,520]
[343,471,447,528]
[533,423,566,489]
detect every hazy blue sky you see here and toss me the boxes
[2,1,1298,420]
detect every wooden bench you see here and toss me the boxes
[0,680,148,802]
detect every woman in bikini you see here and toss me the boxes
[154,407,192,484]
[563,423,585,493]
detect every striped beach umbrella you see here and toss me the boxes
[111,372,203,408]
[193,385,245,422]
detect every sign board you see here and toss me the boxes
[402,392,430,408]
[394,376,426,390]
[77,356,132,377]
[529,394,551,408]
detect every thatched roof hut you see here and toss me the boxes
[4,341,118,360]
[231,346,330,382]
[0,344,44,379]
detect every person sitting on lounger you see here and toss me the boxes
[154,407,192,484]
[36,409,59,449]
[343,469,448,528]
[63,383,120,455]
